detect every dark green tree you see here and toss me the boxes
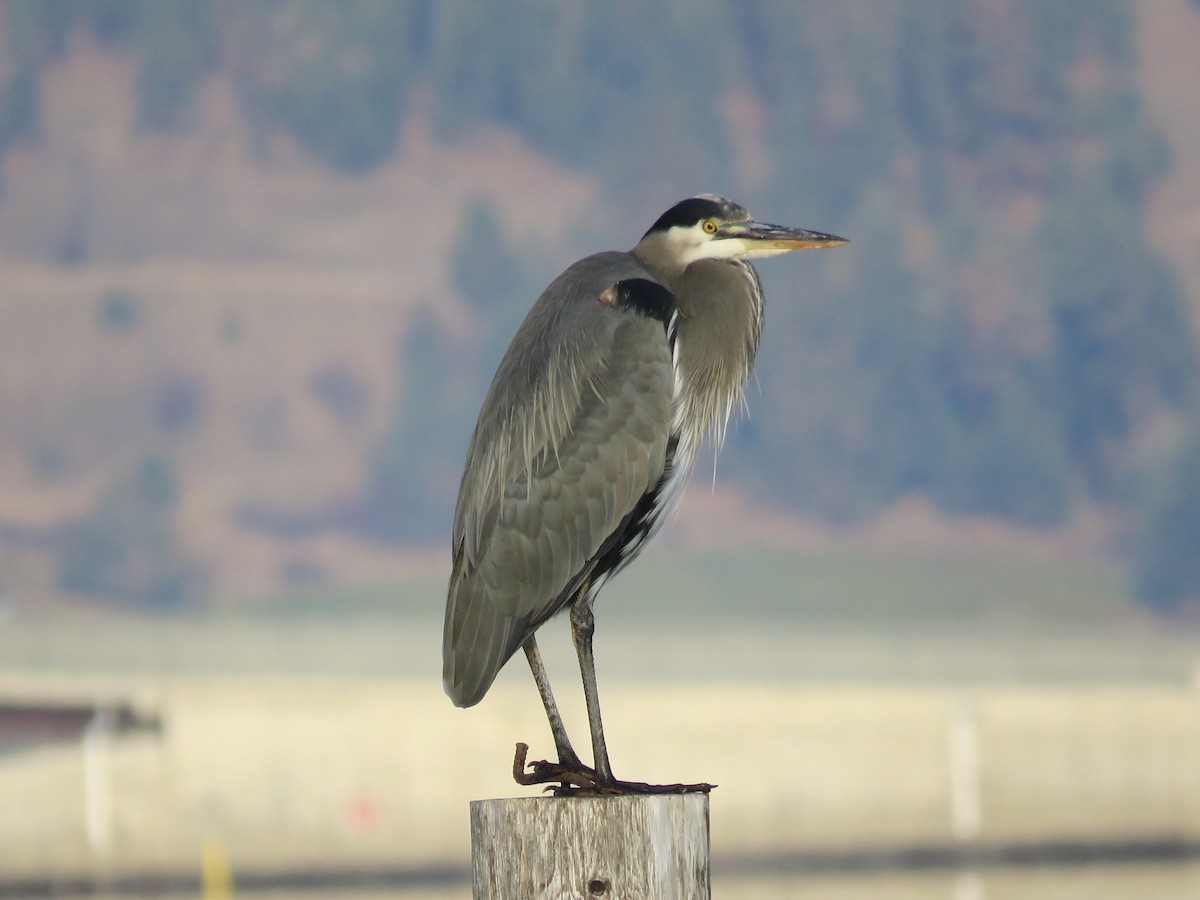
[234,0,422,171]
[132,0,218,130]
[1133,425,1200,613]
[351,311,473,540]
[1037,165,1196,495]
[425,0,734,194]
[349,197,537,541]
[451,197,541,364]
[0,0,71,154]
[58,455,203,608]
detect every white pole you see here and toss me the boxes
[82,706,114,856]
[946,696,982,842]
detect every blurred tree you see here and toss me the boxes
[740,0,1191,527]
[451,197,541,363]
[233,0,421,171]
[735,3,901,220]
[57,455,203,608]
[309,363,370,429]
[96,288,142,333]
[131,0,218,130]
[350,310,471,540]
[2,0,73,60]
[1037,164,1196,496]
[1133,425,1200,613]
[348,198,537,541]
[0,0,1194,556]
[425,0,734,198]
[934,372,1071,524]
[76,0,141,43]
[0,62,39,155]
[152,372,206,437]
[0,0,219,135]
[739,177,1071,526]
[0,0,70,155]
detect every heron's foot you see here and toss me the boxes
[512,743,715,796]
[512,742,599,794]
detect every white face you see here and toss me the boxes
[659,221,795,266]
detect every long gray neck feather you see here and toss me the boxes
[633,250,764,451]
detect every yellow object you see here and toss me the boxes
[201,834,234,900]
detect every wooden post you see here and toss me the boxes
[470,794,710,899]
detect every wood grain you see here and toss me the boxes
[471,794,710,899]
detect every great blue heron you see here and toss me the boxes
[444,195,847,792]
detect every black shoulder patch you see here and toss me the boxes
[643,197,727,237]
[602,278,676,325]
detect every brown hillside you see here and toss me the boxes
[4,8,1200,604]
[0,37,594,599]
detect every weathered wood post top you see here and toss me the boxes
[471,793,710,899]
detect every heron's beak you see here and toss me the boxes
[729,220,849,251]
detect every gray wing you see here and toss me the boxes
[443,252,674,707]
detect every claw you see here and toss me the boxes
[511,743,716,796]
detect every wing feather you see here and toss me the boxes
[443,253,674,707]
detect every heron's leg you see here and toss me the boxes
[522,636,584,770]
[569,599,615,786]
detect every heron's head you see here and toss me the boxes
[633,194,847,275]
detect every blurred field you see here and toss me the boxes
[0,541,1187,685]
[4,667,1200,882]
[2,545,1199,890]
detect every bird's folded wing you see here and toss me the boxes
[444,254,672,706]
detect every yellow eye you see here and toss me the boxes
[702,220,718,235]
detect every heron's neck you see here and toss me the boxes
[664,258,765,453]
[631,233,692,281]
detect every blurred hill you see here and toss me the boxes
[0,1,1198,612]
